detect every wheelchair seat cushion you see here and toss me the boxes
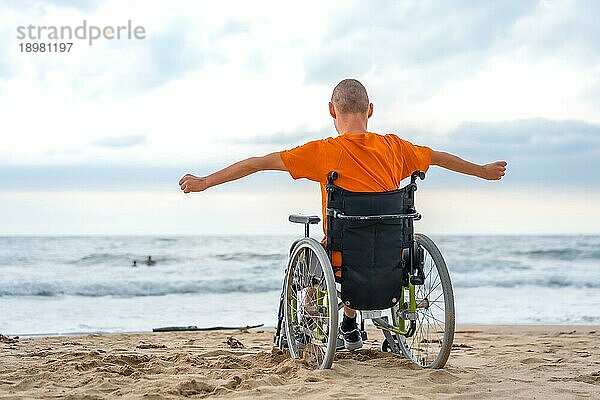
[326,183,414,310]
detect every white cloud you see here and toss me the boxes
[92,134,146,148]
[2,1,600,233]
[2,0,599,167]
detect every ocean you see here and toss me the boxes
[1,235,599,335]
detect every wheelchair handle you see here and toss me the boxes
[328,171,338,184]
[408,171,425,192]
[410,171,425,184]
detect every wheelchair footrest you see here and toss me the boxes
[361,310,382,320]
[381,329,402,354]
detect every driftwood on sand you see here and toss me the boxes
[152,324,264,333]
[0,333,18,344]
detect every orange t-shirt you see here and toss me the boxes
[280,132,432,231]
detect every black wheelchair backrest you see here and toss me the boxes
[325,171,424,310]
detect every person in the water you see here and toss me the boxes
[179,78,507,350]
[146,256,155,266]
[132,260,137,267]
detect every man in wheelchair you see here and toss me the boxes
[179,79,506,354]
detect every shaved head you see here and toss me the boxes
[331,79,369,114]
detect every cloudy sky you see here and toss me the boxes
[1,0,599,234]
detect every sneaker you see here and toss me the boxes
[339,326,363,351]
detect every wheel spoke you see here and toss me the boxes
[424,253,434,281]
[420,310,446,326]
[430,290,444,304]
[427,272,440,297]
[431,301,445,313]
[425,278,442,299]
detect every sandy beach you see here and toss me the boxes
[1,325,599,399]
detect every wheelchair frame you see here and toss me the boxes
[274,171,455,369]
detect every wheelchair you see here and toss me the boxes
[273,171,455,369]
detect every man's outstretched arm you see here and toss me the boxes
[431,150,507,180]
[179,152,286,193]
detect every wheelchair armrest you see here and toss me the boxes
[289,214,321,224]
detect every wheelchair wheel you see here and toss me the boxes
[396,233,455,368]
[284,238,338,369]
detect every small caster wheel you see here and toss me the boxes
[382,338,391,352]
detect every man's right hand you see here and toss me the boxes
[179,174,209,193]
[178,152,287,195]
[480,161,507,180]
